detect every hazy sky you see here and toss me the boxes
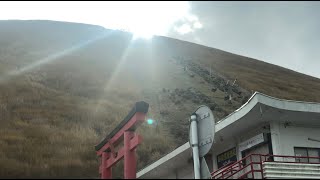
[171,1,320,79]
[1,1,319,78]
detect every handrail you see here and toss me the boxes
[212,164,243,179]
[215,164,242,179]
[212,153,253,179]
[211,161,236,175]
[224,162,262,179]
[211,153,320,179]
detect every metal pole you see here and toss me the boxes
[190,114,201,179]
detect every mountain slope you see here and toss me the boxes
[0,20,319,178]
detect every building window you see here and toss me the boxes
[294,147,320,163]
[217,147,237,169]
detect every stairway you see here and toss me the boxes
[263,162,320,179]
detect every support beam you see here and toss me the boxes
[106,148,124,169]
[95,101,149,153]
[104,134,142,169]
[97,112,146,156]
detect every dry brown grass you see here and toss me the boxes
[0,20,319,178]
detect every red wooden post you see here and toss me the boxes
[124,131,136,179]
[101,152,112,179]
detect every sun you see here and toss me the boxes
[98,1,191,40]
[132,30,154,40]
[130,27,155,40]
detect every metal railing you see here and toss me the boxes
[211,154,320,179]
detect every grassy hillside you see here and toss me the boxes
[0,20,319,178]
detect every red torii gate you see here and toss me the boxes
[95,101,149,179]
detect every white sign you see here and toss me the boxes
[189,105,215,158]
[239,133,265,152]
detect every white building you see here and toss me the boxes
[137,92,320,179]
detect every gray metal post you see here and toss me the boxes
[190,114,201,179]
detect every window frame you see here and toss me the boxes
[294,147,320,163]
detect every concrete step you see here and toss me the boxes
[263,162,320,167]
[263,166,320,172]
[263,162,320,179]
[264,174,320,179]
[263,170,320,176]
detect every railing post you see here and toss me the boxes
[250,155,254,179]
[239,161,243,178]
[222,169,224,179]
[260,155,263,179]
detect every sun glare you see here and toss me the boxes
[0,1,200,39]
[100,1,191,39]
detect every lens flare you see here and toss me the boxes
[147,119,154,125]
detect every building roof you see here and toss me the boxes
[137,91,320,178]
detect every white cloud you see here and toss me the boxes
[173,15,203,35]
[193,21,203,29]
[185,14,198,22]
[175,24,193,34]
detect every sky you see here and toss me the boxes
[0,1,319,78]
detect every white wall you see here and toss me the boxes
[271,121,320,161]
[279,125,320,155]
